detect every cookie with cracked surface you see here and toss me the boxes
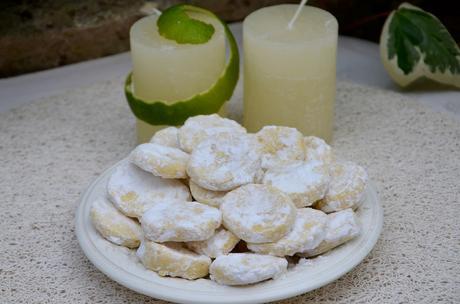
[209,253,287,285]
[247,208,328,257]
[220,184,296,243]
[141,200,221,242]
[107,162,191,218]
[149,126,180,149]
[137,241,211,280]
[304,136,334,165]
[256,126,305,169]
[299,208,360,257]
[130,143,189,179]
[189,180,228,207]
[187,134,262,191]
[186,228,240,258]
[178,114,246,153]
[263,160,330,207]
[90,198,142,248]
[315,161,368,213]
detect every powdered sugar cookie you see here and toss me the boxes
[315,161,368,213]
[149,126,180,149]
[141,200,221,242]
[186,228,240,258]
[187,134,262,191]
[299,209,360,257]
[107,162,191,218]
[220,184,296,243]
[189,180,227,207]
[262,160,330,207]
[137,241,211,280]
[130,143,189,179]
[209,253,287,285]
[304,136,334,164]
[178,114,246,153]
[256,126,305,169]
[248,208,328,257]
[90,198,142,248]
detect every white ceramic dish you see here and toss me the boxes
[75,158,383,304]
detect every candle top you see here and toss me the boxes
[244,5,337,44]
[130,12,224,50]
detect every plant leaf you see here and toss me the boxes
[157,4,215,44]
[380,3,460,88]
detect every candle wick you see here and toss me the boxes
[153,8,162,16]
[139,2,162,16]
[287,0,308,30]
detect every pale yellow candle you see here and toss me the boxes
[243,4,338,142]
[130,12,226,143]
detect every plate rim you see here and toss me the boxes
[75,158,383,304]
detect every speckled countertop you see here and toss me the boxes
[1,75,459,303]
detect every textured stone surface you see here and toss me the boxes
[0,78,459,303]
[0,1,146,77]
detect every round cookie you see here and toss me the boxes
[149,126,180,149]
[304,136,334,165]
[256,126,305,169]
[247,208,328,256]
[189,180,228,207]
[141,200,221,242]
[137,241,211,280]
[107,162,191,218]
[262,160,330,207]
[299,208,360,257]
[315,161,368,213]
[187,134,262,191]
[220,184,296,243]
[90,198,142,248]
[178,114,246,153]
[130,143,189,179]
[209,253,287,285]
[186,228,240,258]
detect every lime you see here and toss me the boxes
[125,4,239,126]
[157,4,215,44]
[380,3,460,88]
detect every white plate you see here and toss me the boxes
[75,158,383,304]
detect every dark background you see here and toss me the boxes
[1,0,458,77]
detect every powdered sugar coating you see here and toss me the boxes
[220,184,297,243]
[187,134,262,191]
[247,208,328,256]
[315,161,368,213]
[141,200,221,242]
[254,167,266,184]
[256,126,305,169]
[304,136,334,165]
[107,162,191,218]
[97,115,367,285]
[263,160,330,207]
[189,180,228,207]
[186,228,240,258]
[137,241,211,280]
[90,198,142,248]
[300,208,360,257]
[149,127,180,149]
[178,114,246,153]
[209,253,288,285]
[130,143,190,179]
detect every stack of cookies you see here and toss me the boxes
[91,114,367,285]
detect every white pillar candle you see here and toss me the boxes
[243,4,338,142]
[130,13,226,143]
